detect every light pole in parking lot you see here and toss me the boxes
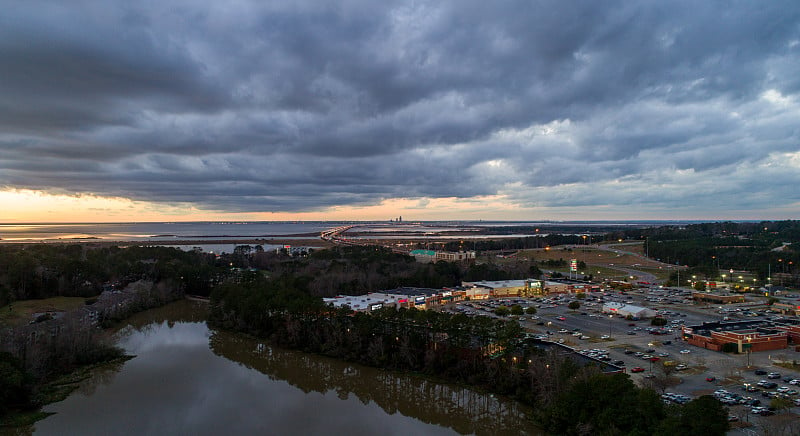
[745,336,752,368]
[608,314,613,335]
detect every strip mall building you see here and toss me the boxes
[461,279,601,297]
[325,279,603,313]
[323,287,467,312]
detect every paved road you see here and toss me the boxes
[595,242,683,284]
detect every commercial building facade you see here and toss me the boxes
[323,287,466,312]
[409,249,476,263]
[462,279,543,297]
[682,320,788,352]
[691,292,745,304]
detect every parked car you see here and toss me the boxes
[754,369,767,375]
[679,349,691,354]
[706,377,717,382]
[767,372,781,379]
[757,380,778,389]
[631,367,645,373]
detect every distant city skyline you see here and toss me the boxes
[1,2,799,223]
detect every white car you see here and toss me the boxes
[680,349,691,354]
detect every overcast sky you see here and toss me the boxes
[2,1,799,222]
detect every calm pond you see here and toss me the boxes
[31,301,540,435]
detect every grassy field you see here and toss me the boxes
[0,296,88,328]
[501,243,678,282]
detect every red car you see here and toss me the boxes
[706,377,716,382]
[556,316,566,321]
[631,367,645,373]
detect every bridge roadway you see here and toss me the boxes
[320,224,411,254]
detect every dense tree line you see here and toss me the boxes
[218,245,539,297]
[618,221,799,285]
[0,244,220,306]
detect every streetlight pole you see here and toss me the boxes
[746,336,752,368]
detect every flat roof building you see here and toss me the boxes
[462,279,542,297]
[410,249,475,263]
[692,292,745,304]
[682,320,788,352]
[602,302,657,319]
[323,287,465,312]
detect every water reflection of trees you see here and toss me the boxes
[73,360,129,397]
[209,330,540,435]
[113,300,209,339]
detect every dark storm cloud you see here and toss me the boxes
[1,0,799,216]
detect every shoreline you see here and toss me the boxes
[0,237,335,248]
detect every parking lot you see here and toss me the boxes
[447,286,800,431]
